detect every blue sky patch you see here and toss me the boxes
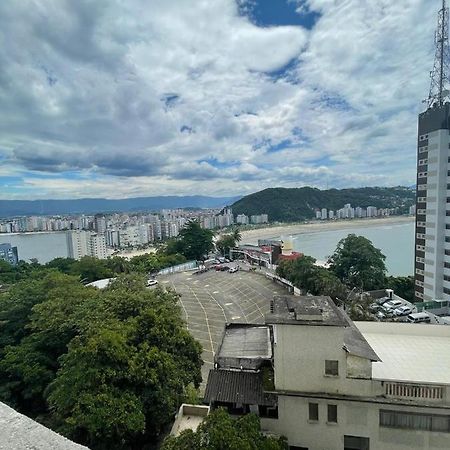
[237,0,320,29]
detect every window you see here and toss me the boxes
[325,360,339,376]
[380,409,450,433]
[308,403,318,422]
[327,404,337,423]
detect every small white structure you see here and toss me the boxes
[85,278,115,289]
[170,404,210,437]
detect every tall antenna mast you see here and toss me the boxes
[428,0,450,108]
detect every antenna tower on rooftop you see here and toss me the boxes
[428,0,450,108]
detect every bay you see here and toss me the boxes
[280,222,414,276]
[0,232,68,264]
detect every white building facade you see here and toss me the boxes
[414,105,450,302]
[205,296,450,450]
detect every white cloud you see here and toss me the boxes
[0,0,438,199]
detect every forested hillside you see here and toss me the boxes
[231,187,415,222]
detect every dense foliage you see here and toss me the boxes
[162,408,287,450]
[276,256,348,304]
[166,220,214,260]
[232,186,415,222]
[216,229,242,256]
[327,234,387,291]
[0,272,202,449]
[386,275,414,302]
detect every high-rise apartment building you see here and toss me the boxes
[0,243,19,266]
[66,231,107,260]
[414,1,450,302]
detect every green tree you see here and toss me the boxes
[173,221,214,261]
[386,275,414,302]
[0,273,202,449]
[328,234,386,291]
[216,235,237,257]
[45,257,76,274]
[70,256,114,283]
[276,256,318,294]
[276,257,348,303]
[162,408,287,450]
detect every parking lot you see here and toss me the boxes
[159,267,288,392]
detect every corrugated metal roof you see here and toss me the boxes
[204,370,276,406]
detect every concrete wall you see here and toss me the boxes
[261,395,450,450]
[273,324,374,397]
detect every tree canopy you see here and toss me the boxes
[0,272,202,449]
[167,220,214,261]
[162,408,287,450]
[327,234,387,291]
[276,256,348,304]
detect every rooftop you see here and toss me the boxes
[0,401,89,450]
[356,322,450,385]
[266,295,348,327]
[204,370,277,406]
[85,278,115,289]
[218,324,271,360]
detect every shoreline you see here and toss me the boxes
[240,216,415,244]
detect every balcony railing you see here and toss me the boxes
[384,382,444,401]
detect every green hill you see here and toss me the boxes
[231,187,415,222]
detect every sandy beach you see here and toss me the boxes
[240,216,415,244]
[115,247,157,259]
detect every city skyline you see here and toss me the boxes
[0,1,438,200]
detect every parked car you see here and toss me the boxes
[407,312,431,323]
[147,279,158,287]
[220,265,230,271]
[393,305,413,316]
[376,309,394,320]
[376,296,391,306]
[382,300,403,311]
[229,266,239,273]
[369,303,383,314]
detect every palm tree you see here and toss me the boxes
[232,228,241,244]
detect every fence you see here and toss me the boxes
[265,272,300,296]
[158,260,198,276]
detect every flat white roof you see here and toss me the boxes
[355,322,450,385]
[85,278,115,289]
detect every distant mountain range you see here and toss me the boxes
[231,187,415,222]
[0,195,241,217]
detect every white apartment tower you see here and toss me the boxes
[414,1,450,302]
[66,231,107,260]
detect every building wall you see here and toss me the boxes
[262,395,450,450]
[415,105,450,302]
[273,324,374,397]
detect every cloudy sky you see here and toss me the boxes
[0,0,439,200]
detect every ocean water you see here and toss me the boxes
[0,221,415,275]
[272,221,415,276]
[0,232,68,264]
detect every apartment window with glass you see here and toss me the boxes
[380,410,450,432]
[325,360,339,376]
[327,404,337,423]
[308,403,319,422]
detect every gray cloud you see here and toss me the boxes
[0,0,438,199]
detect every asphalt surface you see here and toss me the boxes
[159,267,288,393]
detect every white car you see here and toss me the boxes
[394,305,413,316]
[228,266,239,273]
[382,300,402,311]
[147,279,158,287]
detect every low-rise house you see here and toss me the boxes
[204,295,450,450]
